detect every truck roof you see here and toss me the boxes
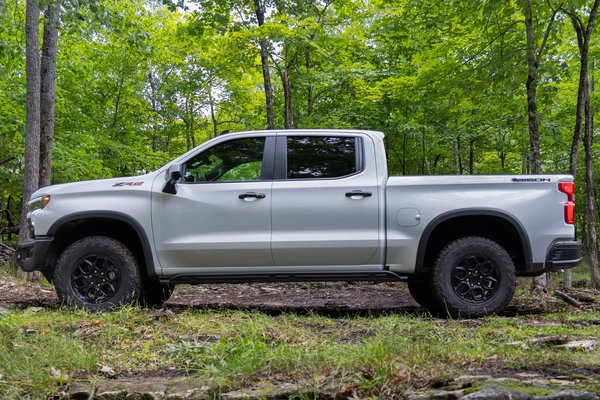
[219,129,385,139]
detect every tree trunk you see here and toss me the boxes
[20,0,41,243]
[453,117,461,174]
[468,139,474,174]
[305,45,313,117]
[148,71,159,152]
[522,0,560,295]
[254,0,274,130]
[562,0,600,288]
[208,85,218,137]
[39,0,60,188]
[524,2,541,175]
[526,4,547,292]
[421,123,429,175]
[583,92,599,288]
[282,63,293,129]
[19,0,41,281]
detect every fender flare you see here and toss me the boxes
[48,211,157,279]
[414,209,533,276]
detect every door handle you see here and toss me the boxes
[345,191,372,199]
[239,192,266,200]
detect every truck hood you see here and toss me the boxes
[30,173,159,199]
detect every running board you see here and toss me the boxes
[162,270,409,285]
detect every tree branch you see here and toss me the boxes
[536,3,561,63]
[0,158,15,166]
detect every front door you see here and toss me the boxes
[152,136,274,271]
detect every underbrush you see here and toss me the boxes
[0,296,599,397]
[1,262,599,398]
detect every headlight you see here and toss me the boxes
[28,195,51,212]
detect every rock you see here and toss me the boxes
[464,388,532,399]
[0,305,7,314]
[94,378,168,399]
[515,373,543,379]
[432,389,464,399]
[403,391,433,400]
[97,364,116,378]
[165,378,213,400]
[547,379,575,386]
[221,382,304,399]
[456,376,494,386]
[536,390,600,400]
[556,340,597,352]
[528,335,569,346]
[66,382,92,399]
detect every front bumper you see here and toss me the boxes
[545,240,583,271]
[15,237,54,272]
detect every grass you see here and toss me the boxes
[0,266,599,398]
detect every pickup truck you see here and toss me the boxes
[16,129,582,317]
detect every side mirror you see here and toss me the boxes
[162,163,182,194]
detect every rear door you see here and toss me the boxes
[271,133,381,267]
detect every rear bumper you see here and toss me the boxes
[15,237,53,272]
[544,240,583,271]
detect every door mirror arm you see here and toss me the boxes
[162,163,182,194]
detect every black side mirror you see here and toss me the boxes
[162,163,182,194]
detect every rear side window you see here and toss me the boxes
[287,136,359,179]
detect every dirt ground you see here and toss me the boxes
[0,278,420,312]
[0,277,549,316]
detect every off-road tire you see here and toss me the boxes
[54,236,141,311]
[407,280,439,312]
[431,236,516,318]
[139,282,174,308]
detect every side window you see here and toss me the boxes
[183,137,265,183]
[287,136,359,179]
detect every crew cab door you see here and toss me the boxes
[271,134,382,267]
[151,135,274,270]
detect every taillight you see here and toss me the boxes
[558,182,575,224]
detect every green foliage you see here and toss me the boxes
[2,0,600,247]
[2,0,598,195]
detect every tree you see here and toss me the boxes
[518,0,560,295]
[562,0,600,288]
[19,0,41,247]
[254,0,275,129]
[39,1,60,188]
[522,0,559,175]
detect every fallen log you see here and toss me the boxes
[554,290,583,308]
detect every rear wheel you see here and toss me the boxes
[54,236,141,311]
[431,236,515,318]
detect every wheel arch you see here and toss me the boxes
[415,210,532,277]
[45,212,156,282]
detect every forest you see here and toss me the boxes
[1,0,600,286]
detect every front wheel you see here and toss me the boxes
[54,236,141,311]
[407,280,439,312]
[139,282,174,308]
[431,236,515,318]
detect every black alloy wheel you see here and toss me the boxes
[450,254,500,303]
[71,254,122,304]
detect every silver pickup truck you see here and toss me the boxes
[16,129,582,317]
